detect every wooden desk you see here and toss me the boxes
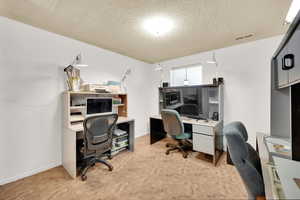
[62,91,135,179]
[69,117,134,132]
[151,115,221,127]
[150,115,223,165]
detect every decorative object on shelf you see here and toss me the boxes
[113,98,122,105]
[162,82,169,87]
[106,81,122,93]
[120,68,132,93]
[212,78,217,86]
[63,53,88,91]
[212,112,219,121]
[64,65,81,91]
[218,77,224,84]
[80,83,109,93]
[154,64,164,87]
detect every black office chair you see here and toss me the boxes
[80,114,118,181]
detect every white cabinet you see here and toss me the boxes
[192,133,214,154]
[192,125,213,136]
[276,48,289,88]
[288,24,300,85]
[192,124,214,155]
[275,23,300,88]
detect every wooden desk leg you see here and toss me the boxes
[256,196,266,200]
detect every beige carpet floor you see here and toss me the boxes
[0,135,247,200]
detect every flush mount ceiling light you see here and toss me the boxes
[286,0,300,24]
[143,16,174,36]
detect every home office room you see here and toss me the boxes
[1,1,300,200]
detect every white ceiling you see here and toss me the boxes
[0,0,292,63]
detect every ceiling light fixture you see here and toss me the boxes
[207,52,218,66]
[143,16,174,36]
[286,0,300,24]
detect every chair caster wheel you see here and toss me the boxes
[183,154,188,159]
[166,151,169,155]
[108,155,112,160]
[91,163,96,167]
[166,144,170,147]
[81,175,87,181]
[109,166,113,171]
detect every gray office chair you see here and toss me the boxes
[224,121,265,200]
[161,109,192,158]
[80,114,118,181]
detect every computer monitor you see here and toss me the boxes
[178,87,204,118]
[85,98,113,117]
[164,91,181,106]
[162,86,208,120]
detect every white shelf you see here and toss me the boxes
[70,106,85,110]
[70,115,84,122]
[66,91,126,95]
[209,101,219,104]
[113,104,125,107]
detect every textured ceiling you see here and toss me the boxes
[0,0,292,63]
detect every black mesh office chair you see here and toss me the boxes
[80,114,118,181]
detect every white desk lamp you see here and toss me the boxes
[207,52,219,83]
[120,68,132,93]
[71,53,88,68]
[155,64,164,87]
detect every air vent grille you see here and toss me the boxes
[235,34,254,41]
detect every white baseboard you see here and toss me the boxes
[0,161,61,185]
[134,130,148,138]
[1,133,148,186]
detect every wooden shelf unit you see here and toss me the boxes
[63,91,128,128]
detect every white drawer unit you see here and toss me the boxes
[192,133,214,155]
[192,124,214,135]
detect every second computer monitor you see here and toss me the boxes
[86,97,113,117]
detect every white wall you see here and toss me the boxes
[0,15,284,185]
[0,16,152,185]
[149,36,283,147]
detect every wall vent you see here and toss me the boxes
[235,33,254,41]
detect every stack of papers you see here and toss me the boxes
[265,136,291,158]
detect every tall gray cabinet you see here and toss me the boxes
[271,10,300,161]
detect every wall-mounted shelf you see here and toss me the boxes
[113,104,125,107]
[70,106,85,110]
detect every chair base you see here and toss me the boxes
[165,140,191,159]
[80,157,113,181]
